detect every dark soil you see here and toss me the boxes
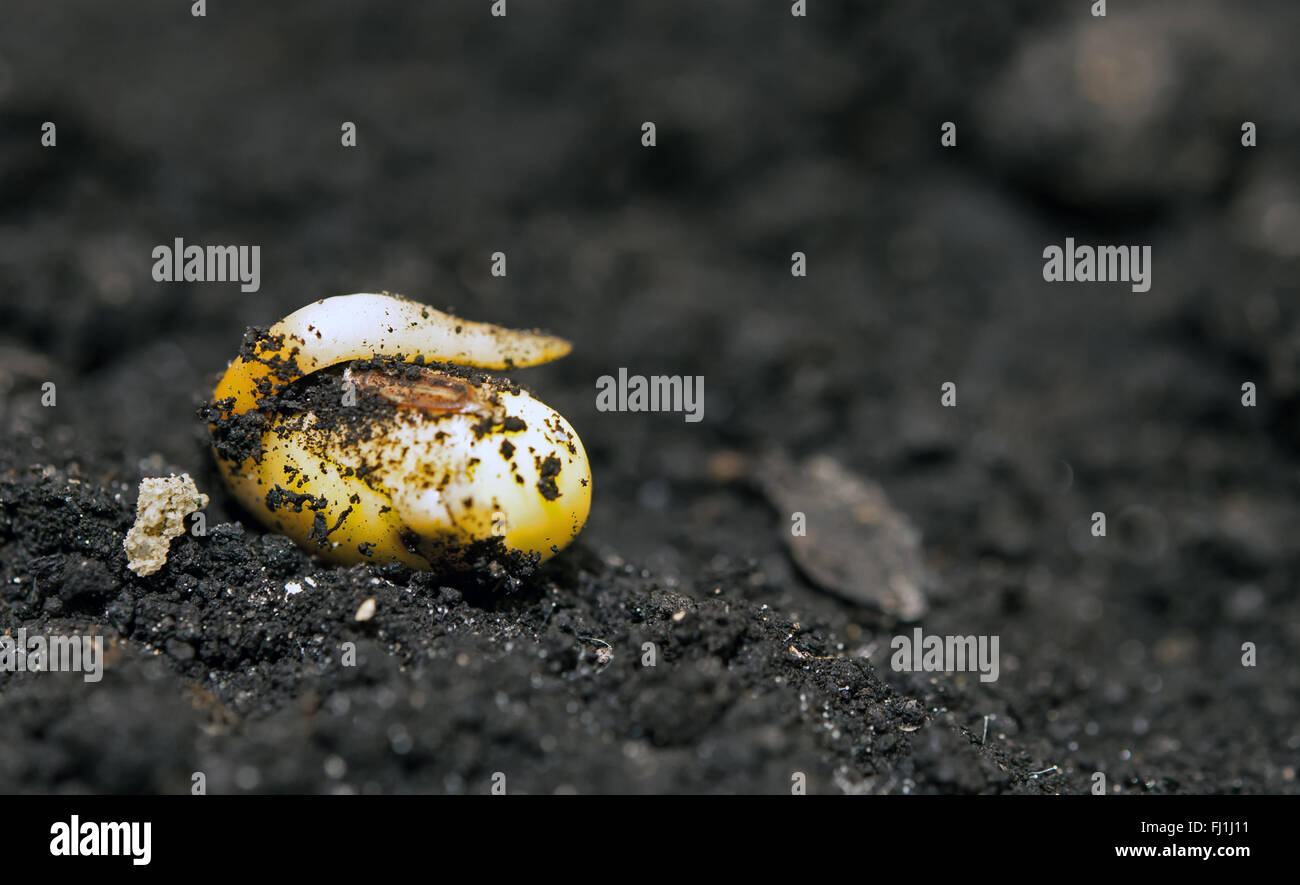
[1,0,1296,794]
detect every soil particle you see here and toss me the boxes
[536,455,562,501]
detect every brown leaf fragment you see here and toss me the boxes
[758,453,928,620]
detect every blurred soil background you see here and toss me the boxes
[0,0,1296,793]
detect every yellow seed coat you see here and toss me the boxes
[209,293,590,567]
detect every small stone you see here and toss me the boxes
[124,474,208,577]
[355,598,377,622]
